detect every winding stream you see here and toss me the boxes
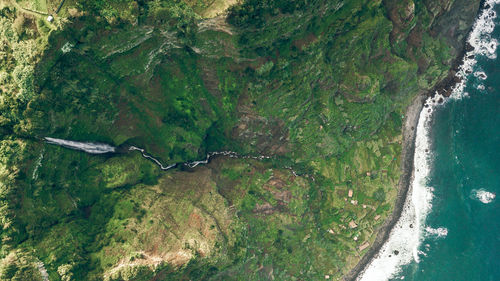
[44,137,272,171]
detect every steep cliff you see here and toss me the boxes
[0,0,480,280]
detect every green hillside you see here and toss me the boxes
[0,0,480,280]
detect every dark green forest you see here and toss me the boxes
[0,0,480,280]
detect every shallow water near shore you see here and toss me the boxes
[395,6,500,281]
[358,2,500,280]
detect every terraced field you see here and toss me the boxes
[0,0,480,280]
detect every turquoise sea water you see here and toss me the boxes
[397,7,500,281]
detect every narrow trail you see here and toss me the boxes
[55,0,66,14]
[10,0,66,19]
[10,1,49,16]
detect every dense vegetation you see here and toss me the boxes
[0,0,479,280]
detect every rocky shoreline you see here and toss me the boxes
[344,1,486,280]
[343,91,424,281]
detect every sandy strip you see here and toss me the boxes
[343,1,491,279]
[342,92,425,281]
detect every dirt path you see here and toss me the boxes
[9,0,49,16]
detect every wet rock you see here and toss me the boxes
[465,42,474,53]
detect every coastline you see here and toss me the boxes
[343,91,424,281]
[344,2,486,280]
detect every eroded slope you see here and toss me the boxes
[0,0,480,280]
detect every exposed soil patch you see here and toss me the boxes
[233,94,290,155]
[293,33,318,51]
[253,202,275,215]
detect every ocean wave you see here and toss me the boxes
[470,189,496,204]
[358,2,500,280]
[358,93,436,281]
[451,0,500,99]
[473,71,487,80]
[425,227,448,238]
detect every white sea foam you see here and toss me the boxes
[358,94,436,281]
[425,227,448,238]
[450,0,500,100]
[470,189,496,203]
[474,71,487,80]
[358,2,500,280]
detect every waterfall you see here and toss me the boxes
[44,137,116,154]
[44,137,273,171]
